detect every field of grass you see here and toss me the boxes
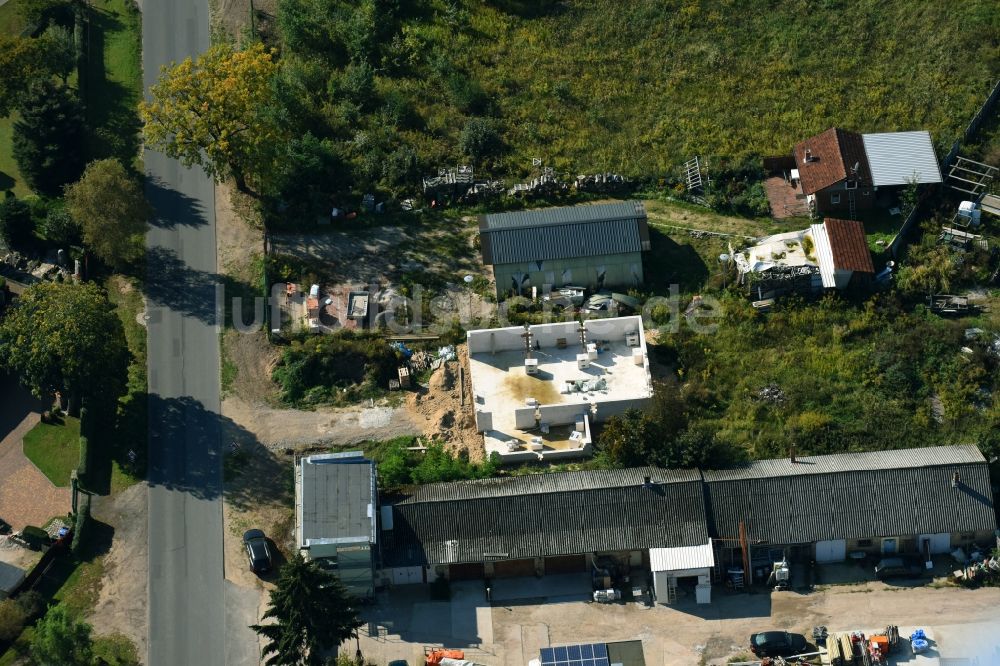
[22,415,81,487]
[285,0,999,192]
[104,276,145,493]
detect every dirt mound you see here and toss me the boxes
[406,345,485,461]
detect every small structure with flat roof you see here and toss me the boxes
[294,451,377,598]
[467,316,652,463]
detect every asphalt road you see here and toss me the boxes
[142,2,228,665]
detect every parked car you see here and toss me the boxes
[874,556,926,579]
[242,529,273,573]
[387,661,409,666]
[750,631,808,658]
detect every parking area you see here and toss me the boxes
[352,579,1000,665]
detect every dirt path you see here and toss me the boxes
[89,483,148,657]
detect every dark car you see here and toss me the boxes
[387,661,409,666]
[874,556,926,580]
[750,631,808,658]
[242,529,273,573]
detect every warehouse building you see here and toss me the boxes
[704,445,997,582]
[479,201,650,299]
[294,452,378,598]
[381,467,710,593]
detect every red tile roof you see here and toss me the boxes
[824,218,874,274]
[794,128,872,195]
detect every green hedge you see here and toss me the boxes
[71,494,91,557]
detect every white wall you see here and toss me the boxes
[531,321,582,349]
[537,403,588,426]
[514,407,537,429]
[475,410,493,432]
[467,327,525,354]
[590,396,653,422]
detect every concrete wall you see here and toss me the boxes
[514,407,537,429]
[467,326,525,354]
[537,403,588,426]
[585,315,645,348]
[591,396,653,422]
[493,252,644,298]
[475,410,493,432]
[531,321,581,348]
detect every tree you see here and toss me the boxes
[64,159,150,270]
[251,554,363,666]
[30,605,94,666]
[0,282,128,415]
[0,198,36,250]
[12,81,85,195]
[140,42,284,193]
[597,408,661,467]
[17,0,73,25]
[38,206,80,247]
[36,25,77,85]
[0,34,70,117]
[458,117,502,163]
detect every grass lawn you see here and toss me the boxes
[0,1,28,196]
[22,415,80,488]
[104,276,145,494]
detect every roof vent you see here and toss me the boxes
[789,444,796,464]
[642,476,653,488]
[804,148,814,163]
[952,471,961,488]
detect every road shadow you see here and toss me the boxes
[146,177,209,229]
[147,395,259,501]
[144,246,218,323]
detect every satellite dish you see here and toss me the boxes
[464,275,474,284]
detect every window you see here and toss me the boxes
[831,193,841,204]
[845,180,857,190]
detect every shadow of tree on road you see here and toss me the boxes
[147,395,260,501]
[146,177,209,229]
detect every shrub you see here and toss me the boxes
[0,599,26,641]
[21,525,50,550]
[71,494,91,556]
[0,198,35,250]
[77,434,90,485]
[459,117,503,163]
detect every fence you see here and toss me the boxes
[888,79,1000,257]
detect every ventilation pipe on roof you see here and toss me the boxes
[789,444,796,464]
[643,476,653,488]
[952,471,961,488]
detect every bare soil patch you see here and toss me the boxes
[88,483,148,657]
[405,345,484,461]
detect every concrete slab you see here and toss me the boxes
[491,573,591,603]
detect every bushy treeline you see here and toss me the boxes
[374,438,500,488]
[272,331,402,405]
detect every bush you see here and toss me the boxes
[71,494,91,556]
[0,599,26,641]
[20,525,50,550]
[38,206,80,247]
[77,434,90,485]
[15,591,45,620]
[459,117,503,163]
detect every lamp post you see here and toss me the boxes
[463,274,474,325]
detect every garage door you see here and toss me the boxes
[815,539,847,563]
[449,563,485,580]
[493,558,537,578]
[918,533,951,555]
[545,554,586,574]
[391,566,424,585]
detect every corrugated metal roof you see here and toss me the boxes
[702,445,985,481]
[400,467,700,503]
[481,201,645,230]
[650,541,714,572]
[299,455,376,544]
[385,471,708,566]
[862,131,943,187]
[811,223,837,288]
[479,201,648,265]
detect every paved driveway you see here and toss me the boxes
[0,376,69,531]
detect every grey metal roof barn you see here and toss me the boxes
[297,452,377,547]
[704,445,994,545]
[384,467,707,566]
[479,201,650,265]
[861,131,943,187]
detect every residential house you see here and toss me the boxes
[294,452,378,598]
[792,128,942,217]
[479,201,650,299]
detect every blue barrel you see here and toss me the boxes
[911,638,929,653]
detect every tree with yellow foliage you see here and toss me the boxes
[140,43,283,193]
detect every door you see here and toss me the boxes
[391,566,424,585]
[882,538,898,554]
[544,554,586,574]
[815,540,847,563]
[493,558,537,578]
[449,562,485,580]
[918,533,951,555]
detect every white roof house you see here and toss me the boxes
[861,131,943,187]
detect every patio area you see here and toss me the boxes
[764,175,811,219]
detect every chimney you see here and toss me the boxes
[789,444,796,464]
[804,148,813,163]
[952,471,960,488]
[643,475,653,488]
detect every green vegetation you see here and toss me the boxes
[606,293,1000,467]
[237,0,999,220]
[374,440,500,489]
[103,276,145,491]
[22,414,80,487]
[272,331,403,405]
